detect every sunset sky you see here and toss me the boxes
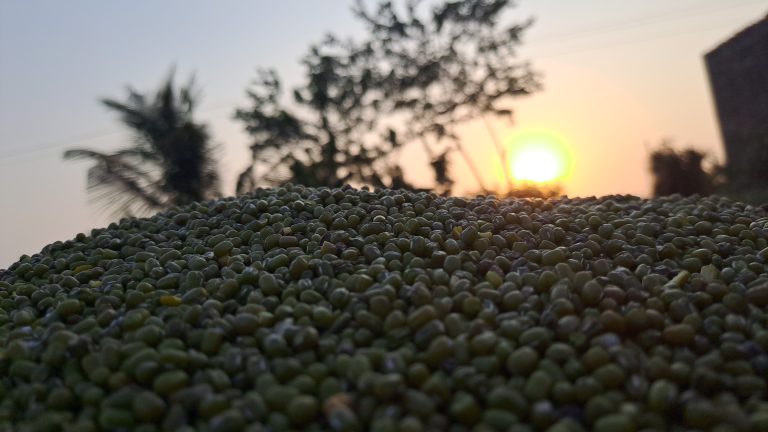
[1,0,766,266]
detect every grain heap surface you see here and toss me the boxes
[2,186,768,431]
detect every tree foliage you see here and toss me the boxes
[65,72,220,216]
[235,0,539,194]
[234,48,405,192]
[650,143,722,197]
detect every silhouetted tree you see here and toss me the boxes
[235,0,539,194]
[234,52,407,192]
[65,71,220,216]
[354,0,539,193]
[650,143,722,197]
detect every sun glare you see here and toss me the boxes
[512,149,560,182]
[508,130,571,184]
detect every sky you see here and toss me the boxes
[1,0,766,267]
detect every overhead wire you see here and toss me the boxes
[526,0,766,47]
[0,0,765,163]
[533,19,754,60]
[0,103,236,165]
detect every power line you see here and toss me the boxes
[0,101,239,164]
[526,0,765,47]
[531,18,752,60]
[1,1,763,163]
[0,130,124,161]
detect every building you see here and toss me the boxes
[704,13,768,185]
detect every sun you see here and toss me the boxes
[512,148,561,183]
[507,130,571,184]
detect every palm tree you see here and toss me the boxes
[65,71,221,216]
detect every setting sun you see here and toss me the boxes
[512,148,560,182]
[508,130,572,184]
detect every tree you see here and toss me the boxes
[650,142,722,197]
[235,0,539,194]
[234,51,407,192]
[65,71,221,216]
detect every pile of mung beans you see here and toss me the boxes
[2,185,768,431]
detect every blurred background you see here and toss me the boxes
[1,0,767,267]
